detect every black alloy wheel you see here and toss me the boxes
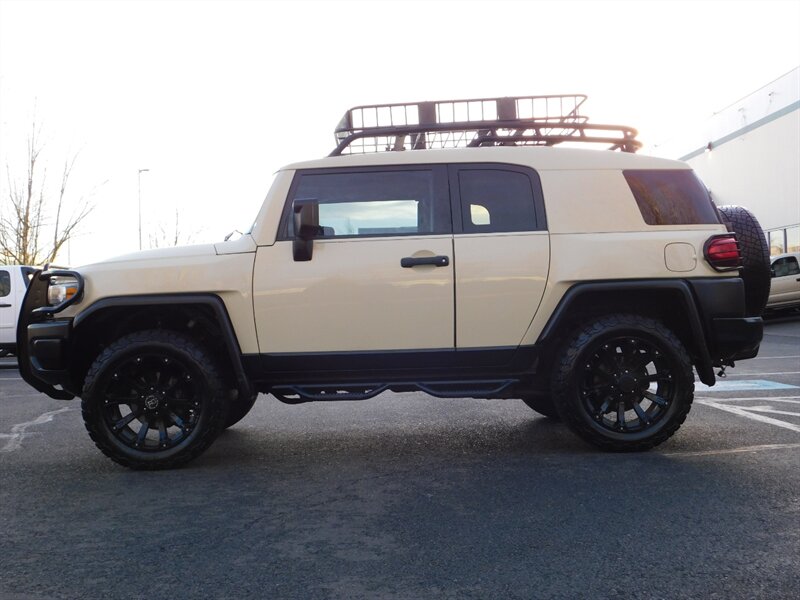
[101,353,204,451]
[82,330,226,469]
[579,336,674,434]
[552,314,694,451]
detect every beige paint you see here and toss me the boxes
[282,146,689,173]
[60,145,733,360]
[250,170,295,247]
[453,232,549,348]
[539,170,646,234]
[253,237,454,353]
[65,241,259,353]
[519,229,727,347]
[664,242,698,272]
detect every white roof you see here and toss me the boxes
[281,146,689,172]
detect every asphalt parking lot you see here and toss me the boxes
[1,317,799,600]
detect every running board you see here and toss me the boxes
[270,379,519,404]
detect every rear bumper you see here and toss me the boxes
[711,317,763,361]
[689,278,763,363]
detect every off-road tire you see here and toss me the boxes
[81,330,226,470]
[224,392,258,428]
[718,205,771,316]
[520,395,560,420]
[552,314,694,451]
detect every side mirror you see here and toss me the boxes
[293,199,319,262]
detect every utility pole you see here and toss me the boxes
[138,168,150,250]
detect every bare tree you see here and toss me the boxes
[0,121,93,266]
[148,209,196,249]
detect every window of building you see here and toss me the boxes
[769,230,786,256]
[786,226,800,253]
[624,170,720,226]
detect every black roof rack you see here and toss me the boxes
[331,94,641,156]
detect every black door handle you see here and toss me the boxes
[400,255,449,268]
[0,303,11,308]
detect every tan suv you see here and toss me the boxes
[17,95,768,469]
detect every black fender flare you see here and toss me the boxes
[73,294,253,400]
[538,280,716,386]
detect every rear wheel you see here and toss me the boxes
[81,330,226,469]
[552,314,694,451]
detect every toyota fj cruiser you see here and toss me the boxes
[16,95,768,469]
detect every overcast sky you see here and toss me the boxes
[1,0,799,266]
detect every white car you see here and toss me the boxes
[767,252,800,311]
[0,265,35,356]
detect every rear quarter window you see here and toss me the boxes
[624,170,720,226]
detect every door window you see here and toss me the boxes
[772,256,800,277]
[0,271,10,297]
[457,168,539,233]
[285,168,449,238]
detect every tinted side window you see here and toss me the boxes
[458,169,537,233]
[0,271,10,297]
[772,257,800,277]
[289,169,448,238]
[624,170,721,226]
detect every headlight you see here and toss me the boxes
[48,280,79,305]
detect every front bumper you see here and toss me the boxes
[16,270,82,400]
[27,319,76,392]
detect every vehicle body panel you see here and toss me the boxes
[0,266,33,349]
[767,252,800,309]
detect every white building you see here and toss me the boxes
[652,67,799,255]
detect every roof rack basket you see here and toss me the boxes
[331,94,641,156]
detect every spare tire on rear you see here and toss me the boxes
[718,205,771,317]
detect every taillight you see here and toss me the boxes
[704,235,741,271]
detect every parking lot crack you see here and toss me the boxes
[0,407,75,453]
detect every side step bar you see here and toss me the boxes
[270,379,519,404]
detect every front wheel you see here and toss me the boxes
[552,314,694,451]
[81,330,226,469]
[224,392,258,429]
[520,395,560,420]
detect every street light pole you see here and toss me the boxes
[138,168,149,250]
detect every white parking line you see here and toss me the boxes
[707,396,800,402]
[745,406,800,418]
[724,371,800,377]
[663,443,800,457]
[0,407,75,453]
[751,355,800,360]
[696,398,800,433]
